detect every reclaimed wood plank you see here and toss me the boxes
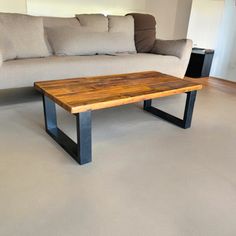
[35,71,202,113]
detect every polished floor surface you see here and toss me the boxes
[0,84,236,236]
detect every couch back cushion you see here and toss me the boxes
[0,13,50,59]
[46,14,136,56]
[0,25,17,61]
[46,26,136,56]
[76,14,108,32]
[108,15,133,33]
[127,13,156,53]
[43,16,81,53]
[43,16,80,28]
[108,15,136,53]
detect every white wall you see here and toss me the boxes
[146,0,192,39]
[211,0,236,81]
[27,0,146,17]
[174,0,193,39]
[188,0,236,81]
[0,0,27,13]
[146,0,178,39]
[187,0,224,49]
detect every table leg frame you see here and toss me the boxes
[43,95,92,165]
[42,91,197,165]
[144,91,197,129]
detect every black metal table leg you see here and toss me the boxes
[43,95,92,165]
[144,91,197,129]
[76,111,92,165]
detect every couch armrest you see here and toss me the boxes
[151,39,192,59]
[151,39,193,78]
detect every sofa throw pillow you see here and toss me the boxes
[0,24,17,62]
[0,13,50,59]
[126,13,156,53]
[46,26,136,56]
[108,15,136,53]
[43,16,82,54]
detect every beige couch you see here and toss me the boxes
[0,13,192,90]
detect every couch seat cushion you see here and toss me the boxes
[0,53,182,89]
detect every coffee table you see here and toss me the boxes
[34,71,202,165]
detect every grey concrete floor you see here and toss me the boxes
[0,86,236,236]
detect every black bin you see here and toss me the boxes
[186,48,214,78]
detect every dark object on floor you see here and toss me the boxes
[186,48,214,78]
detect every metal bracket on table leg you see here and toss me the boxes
[43,95,92,165]
[144,91,197,129]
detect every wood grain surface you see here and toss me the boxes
[35,71,203,114]
[185,76,236,94]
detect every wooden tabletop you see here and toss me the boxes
[34,71,202,114]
